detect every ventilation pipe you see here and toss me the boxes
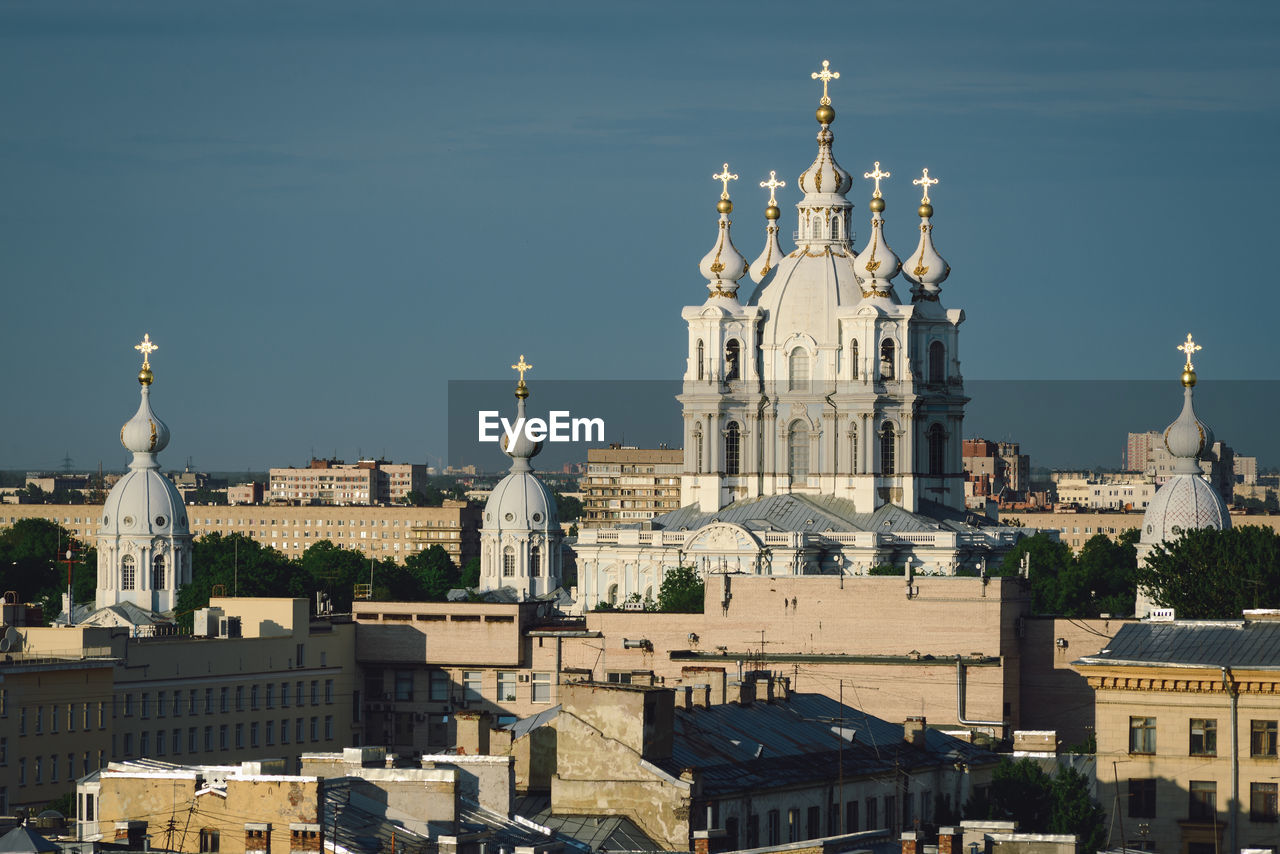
[955,656,1005,729]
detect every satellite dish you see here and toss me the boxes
[0,626,21,653]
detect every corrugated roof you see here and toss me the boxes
[514,795,661,853]
[1075,621,1280,669]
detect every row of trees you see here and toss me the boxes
[992,530,1139,617]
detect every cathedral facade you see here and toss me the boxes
[570,63,1028,611]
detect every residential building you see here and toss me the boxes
[1052,476,1157,511]
[228,482,265,505]
[0,500,482,567]
[1235,455,1258,485]
[1126,431,1163,473]
[1075,616,1280,854]
[963,439,1031,501]
[583,446,683,527]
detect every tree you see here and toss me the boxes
[555,493,583,522]
[0,518,94,623]
[178,533,295,626]
[404,545,458,600]
[1137,525,1280,618]
[300,540,370,613]
[967,758,1105,852]
[656,565,704,613]
[459,556,481,589]
[992,533,1073,613]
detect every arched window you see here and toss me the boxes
[502,546,515,577]
[850,339,859,379]
[607,583,618,605]
[152,554,165,589]
[832,217,841,240]
[788,348,810,391]
[929,340,946,384]
[693,426,704,473]
[121,555,136,590]
[530,546,541,578]
[880,422,896,475]
[880,340,895,381]
[725,421,741,475]
[788,421,809,481]
[928,423,947,476]
[696,340,705,380]
[725,339,741,381]
[848,426,858,474]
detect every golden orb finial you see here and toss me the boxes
[1177,333,1202,387]
[134,334,158,385]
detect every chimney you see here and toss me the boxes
[758,675,775,703]
[938,827,964,854]
[693,685,711,708]
[679,686,694,710]
[904,716,927,748]
[772,675,791,701]
[901,831,925,854]
[736,679,755,706]
[455,710,492,755]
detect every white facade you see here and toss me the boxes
[96,344,192,614]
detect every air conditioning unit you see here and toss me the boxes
[518,674,530,683]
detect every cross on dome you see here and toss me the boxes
[811,60,839,106]
[713,164,739,199]
[134,333,158,368]
[864,161,891,199]
[1178,333,1202,370]
[913,168,938,203]
[760,171,785,206]
[511,355,533,382]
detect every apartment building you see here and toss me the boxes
[0,500,481,567]
[1053,476,1158,511]
[582,447,682,527]
[268,459,430,506]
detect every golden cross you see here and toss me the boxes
[713,163,738,199]
[913,168,939,204]
[760,171,785,206]
[864,161,891,199]
[511,355,532,383]
[811,60,840,106]
[134,333,158,368]
[1177,333,1202,370]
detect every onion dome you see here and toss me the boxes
[500,355,542,473]
[902,168,950,301]
[749,171,786,283]
[798,63,852,197]
[854,162,901,298]
[1139,334,1230,551]
[119,334,171,463]
[699,163,747,298]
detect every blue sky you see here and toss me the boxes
[2,1,1277,472]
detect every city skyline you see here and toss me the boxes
[3,1,1278,471]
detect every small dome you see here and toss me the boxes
[797,127,853,197]
[120,386,170,455]
[484,472,558,532]
[101,469,189,537]
[699,211,747,296]
[1140,474,1230,548]
[854,206,901,297]
[1163,386,1215,474]
[749,218,783,284]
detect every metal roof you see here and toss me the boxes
[506,704,561,741]
[650,494,986,535]
[659,692,996,797]
[515,795,661,853]
[1074,620,1280,669]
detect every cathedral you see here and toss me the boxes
[560,62,1030,610]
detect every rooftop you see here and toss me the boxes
[1074,620,1280,670]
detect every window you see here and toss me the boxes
[172,729,181,755]
[311,680,319,705]
[1252,720,1278,757]
[219,725,229,751]
[236,686,244,712]
[281,719,290,745]
[325,716,334,740]
[530,546,541,577]
[767,810,780,846]
[846,800,858,833]
[1190,718,1217,756]
[879,339,895,380]
[121,555,136,590]
[806,806,820,840]
[928,340,946,384]
[463,671,482,702]
[251,685,259,710]
[725,421,741,475]
[503,547,515,577]
[694,428,703,473]
[220,688,229,714]
[1128,778,1156,818]
[865,798,877,831]
[157,729,166,756]
[204,688,212,714]
[250,722,259,748]
[850,340,859,379]
[880,422,896,475]
[1252,782,1278,822]
[832,216,841,240]
[497,672,517,702]
[152,554,165,589]
[324,679,333,704]
[787,808,800,843]
[266,684,274,709]
[928,423,946,476]
[1189,781,1217,821]
[281,683,290,708]
[310,717,318,742]
[788,348,810,391]
[296,718,305,743]
[696,340,705,381]
[199,828,220,853]
[787,421,809,480]
[725,339,741,381]
[532,672,551,703]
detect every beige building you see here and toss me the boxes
[1,500,481,566]
[4,597,363,813]
[582,447,682,527]
[1075,616,1280,854]
[268,459,430,506]
[999,509,1280,552]
[1053,477,1158,512]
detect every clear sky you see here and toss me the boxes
[2,1,1277,473]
